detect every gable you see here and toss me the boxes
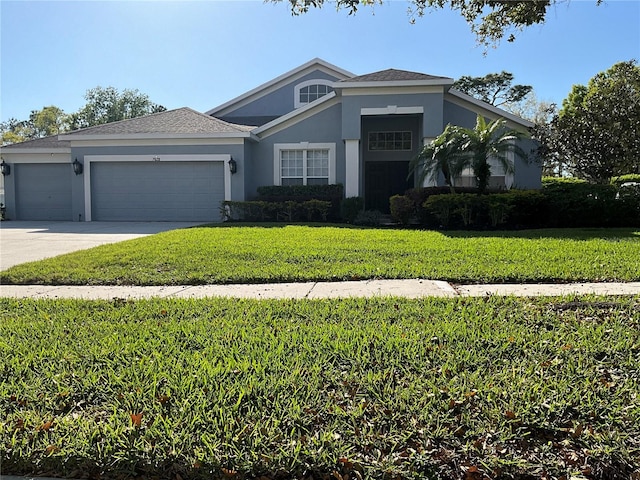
[206,58,353,126]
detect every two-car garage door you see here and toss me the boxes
[91,161,225,222]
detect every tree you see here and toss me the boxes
[0,106,69,144]
[409,124,466,192]
[28,106,69,138]
[534,60,640,183]
[411,115,527,193]
[453,71,532,107]
[69,86,166,130]
[271,0,599,47]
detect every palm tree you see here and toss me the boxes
[410,116,528,194]
[409,124,467,193]
[454,115,527,193]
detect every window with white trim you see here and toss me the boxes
[274,143,336,186]
[294,79,335,108]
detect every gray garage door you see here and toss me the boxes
[15,163,72,220]
[91,161,225,221]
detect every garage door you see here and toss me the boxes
[15,163,72,220]
[91,161,225,221]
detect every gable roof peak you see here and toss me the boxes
[206,58,354,116]
[342,68,453,83]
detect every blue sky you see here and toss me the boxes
[1,0,639,123]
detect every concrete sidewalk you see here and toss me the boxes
[2,279,640,299]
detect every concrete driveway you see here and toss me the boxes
[0,221,204,270]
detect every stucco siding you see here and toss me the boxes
[248,103,343,198]
[513,138,542,189]
[342,92,444,140]
[443,99,478,129]
[219,70,343,126]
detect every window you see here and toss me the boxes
[368,131,412,151]
[274,143,336,186]
[294,80,335,108]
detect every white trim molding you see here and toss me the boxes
[344,139,360,197]
[273,142,336,186]
[361,106,424,116]
[294,78,335,109]
[83,154,231,222]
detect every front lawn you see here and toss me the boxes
[1,296,638,479]
[1,225,639,285]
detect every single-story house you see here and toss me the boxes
[0,58,540,222]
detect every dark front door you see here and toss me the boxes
[365,161,413,212]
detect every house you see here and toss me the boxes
[0,58,540,222]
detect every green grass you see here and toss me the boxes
[1,296,639,479]
[1,225,639,285]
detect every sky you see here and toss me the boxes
[1,0,639,123]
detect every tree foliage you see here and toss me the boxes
[533,60,640,183]
[69,86,166,130]
[411,115,527,193]
[453,71,532,107]
[0,106,69,145]
[272,0,599,46]
[1,87,166,144]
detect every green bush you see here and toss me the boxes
[354,209,383,226]
[339,196,364,223]
[611,174,640,188]
[542,180,630,227]
[221,200,331,223]
[389,195,414,225]
[257,184,344,220]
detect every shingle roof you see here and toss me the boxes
[341,68,452,83]
[64,107,255,136]
[1,135,70,149]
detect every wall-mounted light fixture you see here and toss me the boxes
[72,158,83,175]
[228,158,237,174]
[0,159,10,176]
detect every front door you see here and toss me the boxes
[364,161,413,212]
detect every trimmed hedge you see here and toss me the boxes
[391,178,640,229]
[256,184,344,220]
[221,200,331,223]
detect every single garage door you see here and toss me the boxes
[15,163,72,220]
[91,161,225,221]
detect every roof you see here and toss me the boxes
[60,107,254,138]
[1,134,70,151]
[342,68,452,83]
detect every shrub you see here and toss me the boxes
[389,195,414,225]
[501,190,548,228]
[340,197,364,223]
[423,195,457,228]
[611,174,640,188]
[542,181,626,227]
[221,200,331,223]
[354,210,383,226]
[257,184,344,220]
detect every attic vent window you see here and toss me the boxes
[294,79,334,108]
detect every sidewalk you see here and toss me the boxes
[2,279,640,299]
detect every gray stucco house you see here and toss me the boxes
[0,58,540,222]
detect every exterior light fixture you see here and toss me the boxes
[228,158,237,174]
[72,158,83,175]
[0,159,9,176]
